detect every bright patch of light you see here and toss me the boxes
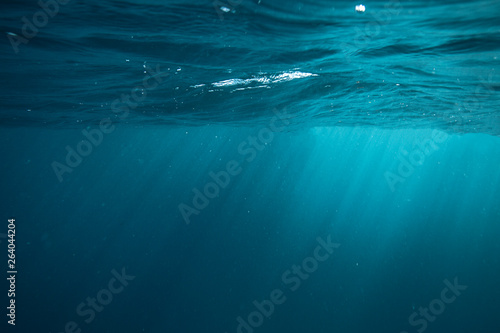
[355,4,365,12]
[210,71,317,88]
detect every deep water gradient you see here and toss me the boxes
[1,0,499,333]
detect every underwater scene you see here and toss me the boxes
[1,0,499,332]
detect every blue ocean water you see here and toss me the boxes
[1,0,499,332]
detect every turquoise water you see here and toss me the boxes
[1,0,499,332]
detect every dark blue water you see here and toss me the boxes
[1,0,499,332]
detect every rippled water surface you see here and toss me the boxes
[2,0,499,133]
